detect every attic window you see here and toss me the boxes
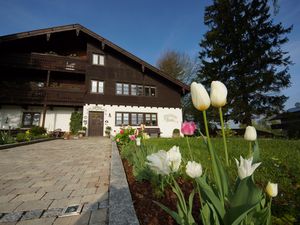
[92,54,104,66]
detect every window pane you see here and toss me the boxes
[116,83,122,95]
[131,113,137,125]
[131,85,137,96]
[98,81,104,93]
[151,87,156,96]
[23,113,32,126]
[91,80,98,93]
[32,113,40,126]
[123,84,129,95]
[144,87,150,96]
[137,85,143,96]
[92,54,98,65]
[99,55,104,65]
[138,113,143,125]
[116,113,122,125]
[145,113,151,126]
[123,113,129,125]
[151,114,157,126]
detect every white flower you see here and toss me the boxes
[244,126,257,141]
[235,156,261,180]
[266,182,278,197]
[210,81,227,108]
[167,146,182,172]
[146,150,170,175]
[191,82,211,111]
[186,161,203,178]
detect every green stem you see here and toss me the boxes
[219,107,229,166]
[186,136,193,161]
[249,141,252,157]
[202,110,211,145]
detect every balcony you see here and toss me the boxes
[0,52,86,73]
[0,88,85,106]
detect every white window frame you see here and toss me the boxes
[92,53,105,66]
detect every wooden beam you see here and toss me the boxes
[141,64,145,73]
[76,28,80,36]
[42,71,50,128]
[46,33,51,41]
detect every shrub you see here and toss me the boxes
[69,112,83,134]
[16,132,30,142]
[0,131,15,145]
[29,126,47,136]
[105,126,112,136]
[172,128,180,138]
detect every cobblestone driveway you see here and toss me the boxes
[0,137,111,225]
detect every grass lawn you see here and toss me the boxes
[121,137,300,223]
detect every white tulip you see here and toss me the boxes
[235,156,261,180]
[146,150,170,175]
[210,81,227,107]
[136,137,141,146]
[266,182,278,197]
[191,82,211,111]
[167,146,182,172]
[186,161,203,178]
[244,126,257,141]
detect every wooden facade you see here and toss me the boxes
[0,24,189,135]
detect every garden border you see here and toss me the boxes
[0,138,57,150]
[109,141,140,225]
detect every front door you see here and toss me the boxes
[88,111,104,136]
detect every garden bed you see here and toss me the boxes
[0,137,57,150]
[119,137,300,225]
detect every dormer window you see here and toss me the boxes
[92,53,104,66]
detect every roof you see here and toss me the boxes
[0,24,190,93]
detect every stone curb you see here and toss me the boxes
[0,137,58,150]
[109,141,140,225]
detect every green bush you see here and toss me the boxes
[16,133,30,142]
[29,126,47,136]
[69,112,83,134]
[0,131,15,145]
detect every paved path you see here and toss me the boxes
[0,137,111,225]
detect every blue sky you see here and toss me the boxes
[0,0,299,109]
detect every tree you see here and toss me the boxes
[157,50,197,83]
[198,0,292,125]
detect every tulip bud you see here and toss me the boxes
[186,161,203,178]
[181,121,196,136]
[244,126,257,141]
[265,182,278,197]
[191,82,210,111]
[210,81,227,107]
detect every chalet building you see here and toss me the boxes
[0,24,188,137]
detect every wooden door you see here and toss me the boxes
[88,111,104,136]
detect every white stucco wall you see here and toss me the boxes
[83,104,183,137]
[0,105,80,132]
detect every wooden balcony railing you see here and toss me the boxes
[0,52,86,73]
[0,88,85,106]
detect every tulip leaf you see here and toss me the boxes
[154,201,183,224]
[196,177,225,218]
[201,203,212,225]
[225,176,262,224]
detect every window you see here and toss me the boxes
[90,80,104,94]
[116,113,122,126]
[137,85,143,96]
[22,112,41,127]
[92,53,105,66]
[144,86,150,96]
[151,87,156,97]
[123,84,129,95]
[115,112,157,126]
[131,85,137,96]
[116,83,122,95]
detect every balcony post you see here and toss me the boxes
[42,70,50,128]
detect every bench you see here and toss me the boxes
[138,127,161,137]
